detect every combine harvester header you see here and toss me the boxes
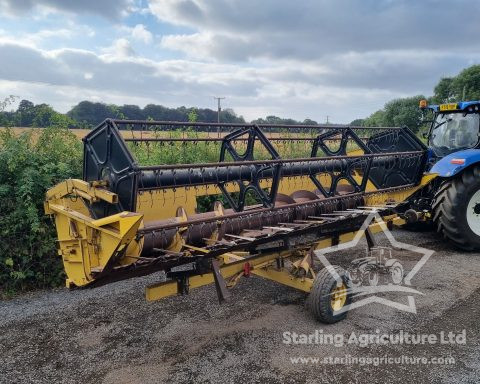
[45,119,434,323]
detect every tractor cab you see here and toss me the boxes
[419,100,480,251]
[421,100,480,158]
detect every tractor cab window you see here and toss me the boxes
[430,112,480,156]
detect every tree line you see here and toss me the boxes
[355,65,480,133]
[0,99,320,129]
[1,64,480,133]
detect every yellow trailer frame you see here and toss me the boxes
[145,213,406,301]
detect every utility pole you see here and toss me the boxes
[214,97,225,123]
[325,115,330,124]
[214,96,225,136]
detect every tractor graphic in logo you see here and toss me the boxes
[315,211,434,314]
[346,246,404,288]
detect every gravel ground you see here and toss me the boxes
[1,228,480,384]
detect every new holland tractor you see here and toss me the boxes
[419,100,480,250]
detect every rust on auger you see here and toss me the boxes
[45,119,435,323]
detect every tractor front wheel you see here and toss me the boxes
[433,166,480,251]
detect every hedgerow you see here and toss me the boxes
[0,126,82,294]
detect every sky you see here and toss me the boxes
[0,0,479,123]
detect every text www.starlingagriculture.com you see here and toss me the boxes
[290,355,455,366]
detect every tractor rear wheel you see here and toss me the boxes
[309,266,352,323]
[433,166,480,251]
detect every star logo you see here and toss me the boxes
[314,211,434,314]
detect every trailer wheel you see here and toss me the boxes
[309,266,352,323]
[433,166,480,251]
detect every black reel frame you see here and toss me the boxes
[82,119,428,219]
[83,119,138,218]
[309,128,372,197]
[218,126,282,211]
[366,127,427,189]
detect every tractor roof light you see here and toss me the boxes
[419,99,428,109]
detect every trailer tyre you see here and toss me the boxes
[433,166,480,251]
[309,266,352,324]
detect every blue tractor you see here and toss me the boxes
[420,100,480,250]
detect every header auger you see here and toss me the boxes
[45,119,434,323]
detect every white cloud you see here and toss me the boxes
[0,25,94,49]
[1,0,480,123]
[0,0,133,19]
[131,24,153,44]
[34,28,73,40]
[161,32,214,59]
[150,0,480,62]
[102,38,136,59]
[0,39,463,123]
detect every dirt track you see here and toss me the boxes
[1,228,480,384]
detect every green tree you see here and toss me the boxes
[364,96,426,132]
[303,118,319,125]
[222,108,245,124]
[17,99,35,126]
[67,101,119,126]
[32,104,57,127]
[432,65,480,103]
[252,115,318,126]
[188,108,198,123]
[349,119,365,127]
[0,95,17,126]
[451,65,480,101]
[119,104,144,120]
[363,110,387,127]
[433,77,455,103]
[384,95,426,131]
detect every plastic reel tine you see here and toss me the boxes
[202,168,208,197]
[300,161,305,187]
[199,222,205,242]
[182,139,186,161]
[149,190,154,208]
